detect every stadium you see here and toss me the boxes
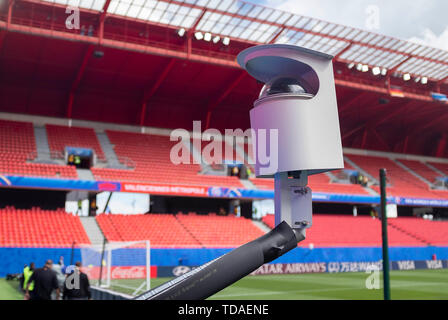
[0,0,447,301]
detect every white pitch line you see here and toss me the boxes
[211,281,446,299]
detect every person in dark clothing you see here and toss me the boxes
[63,262,91,300]
[25,260,60,300]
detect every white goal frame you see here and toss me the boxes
[79,240,151,295]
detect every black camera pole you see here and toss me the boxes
[134,221,302,300]
[379,168,391,300]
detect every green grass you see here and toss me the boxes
[3,269,447,300]
[109,269,448,300]
[0,278,24,300]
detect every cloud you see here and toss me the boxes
[408,27,448,51]
[263,0,448,50]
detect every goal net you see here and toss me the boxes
[79,240,151,296]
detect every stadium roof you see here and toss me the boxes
[40,0,448,82]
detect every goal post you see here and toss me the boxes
[79,240,151,296]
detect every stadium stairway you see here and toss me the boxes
[394,159,433,188]
[425,162,446,178]
[344,155,379,184]
[325,171,339,182]
[80,216,105,246]
[96,132,128,169]
[76,168,95,181]
[33,125,56,164]
[386,223,432,246]
[239,179,257,190]
[173,214,204,248]
[252,219,271,233]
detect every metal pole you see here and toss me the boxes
[98,237,107,287]
[135,221,301,300]
[107,247,112,288]
[379,168,391,300]
[70,241,76,266]
[146,240,150,291]
[103,192,113,214]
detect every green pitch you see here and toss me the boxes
[109,269,448,300]
[2,269,447,300]
[0,278,24,300]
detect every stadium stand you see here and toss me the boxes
[96,213,264,248]
[0,120,78,179]
[199,139,245,164]
[262,214,448,247]
[46,124,106,161]
[176,213,264,247]
[428,162,448,176]
[95,213,201,247]
[397,159,443,184]
[388,217,448,246]
[250,172,371,195]
[0,119,36,161]
[346,154,448,199]
[91,131,244,188]
[0,162,78,179]
[0,207,90,247]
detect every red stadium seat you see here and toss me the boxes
[96,213,201,247]
[0,206,90,247]
[0,120,78,179]
[347,154,448,199]
[250,172,371,195]
[96,213,265,248]
[91,131,244,188]
[46,124,106,161]
[262,214,448,247]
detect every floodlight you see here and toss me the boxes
[356,63,363,71]
[194,31,203,40]
[381,68,388,76]
[403,73,411,81]
[177,28,185,37]
[212,35,220,43]
[347,62,355,69]
[93,50,104,58]
[362,64,369,72]
[222,37,230,45]
[421,77,428,84]
[415,77,421,83]
[204,32,212,42]
[372,67,381,76]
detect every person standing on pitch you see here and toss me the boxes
[25,260,60,300]
[63,262,92,300]
[22,262,35,293]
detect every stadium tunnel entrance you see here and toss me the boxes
[0,188,66,210]
[149,195,253,218]
[0,187,98,216]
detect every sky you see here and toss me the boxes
[263,0,448,50]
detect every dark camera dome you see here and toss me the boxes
[259,77,314,99]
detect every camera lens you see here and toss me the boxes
[259,77,315,100]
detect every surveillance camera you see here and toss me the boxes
[237,44,344,232]
[237,44,343,177]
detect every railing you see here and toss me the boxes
[5,15,236,63]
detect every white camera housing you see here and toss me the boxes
[237,44,344,178]
[237,45,344,232]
